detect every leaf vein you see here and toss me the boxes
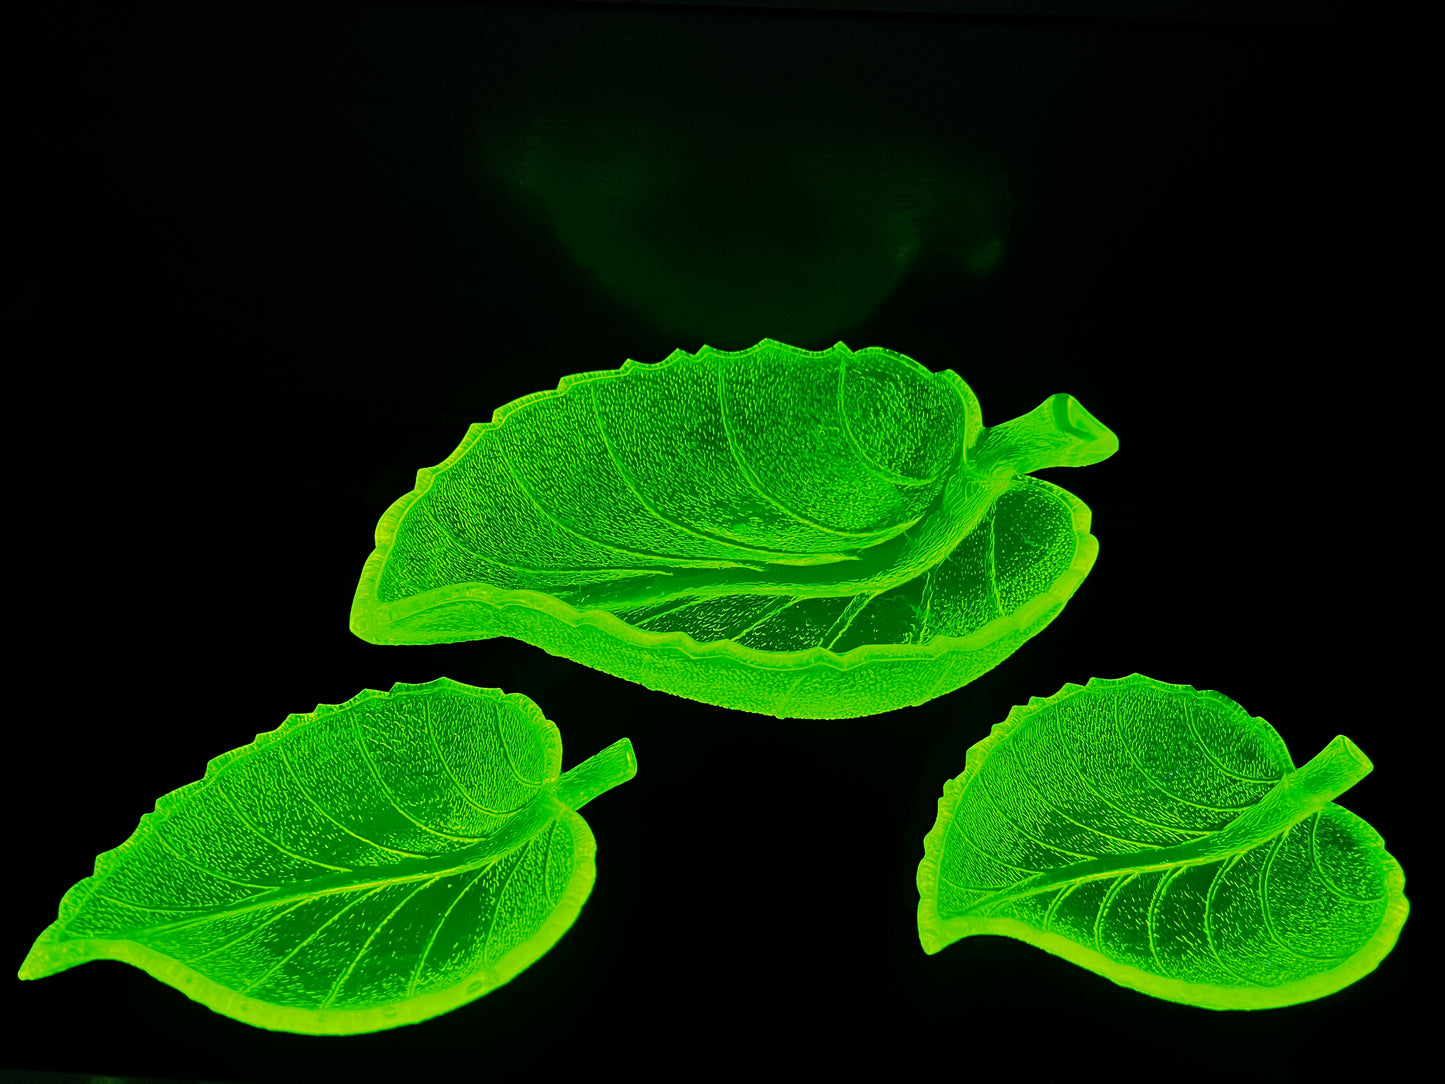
[182,899,312,965]
[937,871,1009,894]
[1013,747,1181,850]
[407,865,492,999]
[1113,698,1249,815]
[1308,811,1386,903]
[1053,713,1203,840]
[152,828,284,889]
[945,821,1042,875]
[91,891,248,917]
[983,508,1003,618]
[541,820,556,904]
[482,841,533,966]
[494,710,543,789]
[417,495,605,572]
[821,589,882,650]
[727,594,804,644]
[319,876,442,1009]
[592,379,798,557]
[278,740,430,859]
[215,783,352,872]
[1146,867,1180,975]
[1183,696,1281,784]
[496,423,716,566]
[352,713,483,844]
[717,360,879,540]
[424,696,529,819]
[1044,883,1075,932]
[1203,854,1266,986]
[630,595,715,629]
[1093,873,1134,955]
[979,770,1097,862]
[1260,830,1344,961]
[834,355,940,485]
[239,885,388,996]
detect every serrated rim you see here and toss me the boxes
[915,674,1411,1009]
[17,678,600,1034]
[349,337,1098,673]
[20,815,600,1034]
[38,678,562,924]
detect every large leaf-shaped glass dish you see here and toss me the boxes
[349,339,1117,719]
[19,678,636,1034]
[917,674,1409,1009]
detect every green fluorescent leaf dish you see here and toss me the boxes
[350,339,1117,719]
[19,678,637,1035]
[917,674,1408,1009]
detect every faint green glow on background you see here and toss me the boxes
[480,102,1007,344]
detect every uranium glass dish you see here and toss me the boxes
[917,674,1408,1009]
[350,339,1117,718]
[20,678,636,1034]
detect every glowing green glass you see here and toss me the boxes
[19,678,636,1035]
[350,339,1117,719]
[917,674,1408,1009]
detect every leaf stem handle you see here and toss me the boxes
[1213,735,1374,851]
[554,738,637,811]
[974,393,1119,477]
[1286,734,1374,803]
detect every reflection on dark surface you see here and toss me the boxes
[481,95,1006,345]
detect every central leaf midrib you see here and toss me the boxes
[952,771,1330,919]
[111,794,563,939]
[951,726,1372,921]
[954,825,1286,918]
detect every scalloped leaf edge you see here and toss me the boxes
[915,673,1410,1010]
[17,678,597,1035]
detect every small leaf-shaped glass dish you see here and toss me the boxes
[917,674,1409,1009]
[19,678,636,1034]
[350,340,1117,719]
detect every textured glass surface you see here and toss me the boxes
[917,674,1408,1009]
[350,339,1117,719]
[19,678,636,1035]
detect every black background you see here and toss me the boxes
[5,2,1431,1081]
